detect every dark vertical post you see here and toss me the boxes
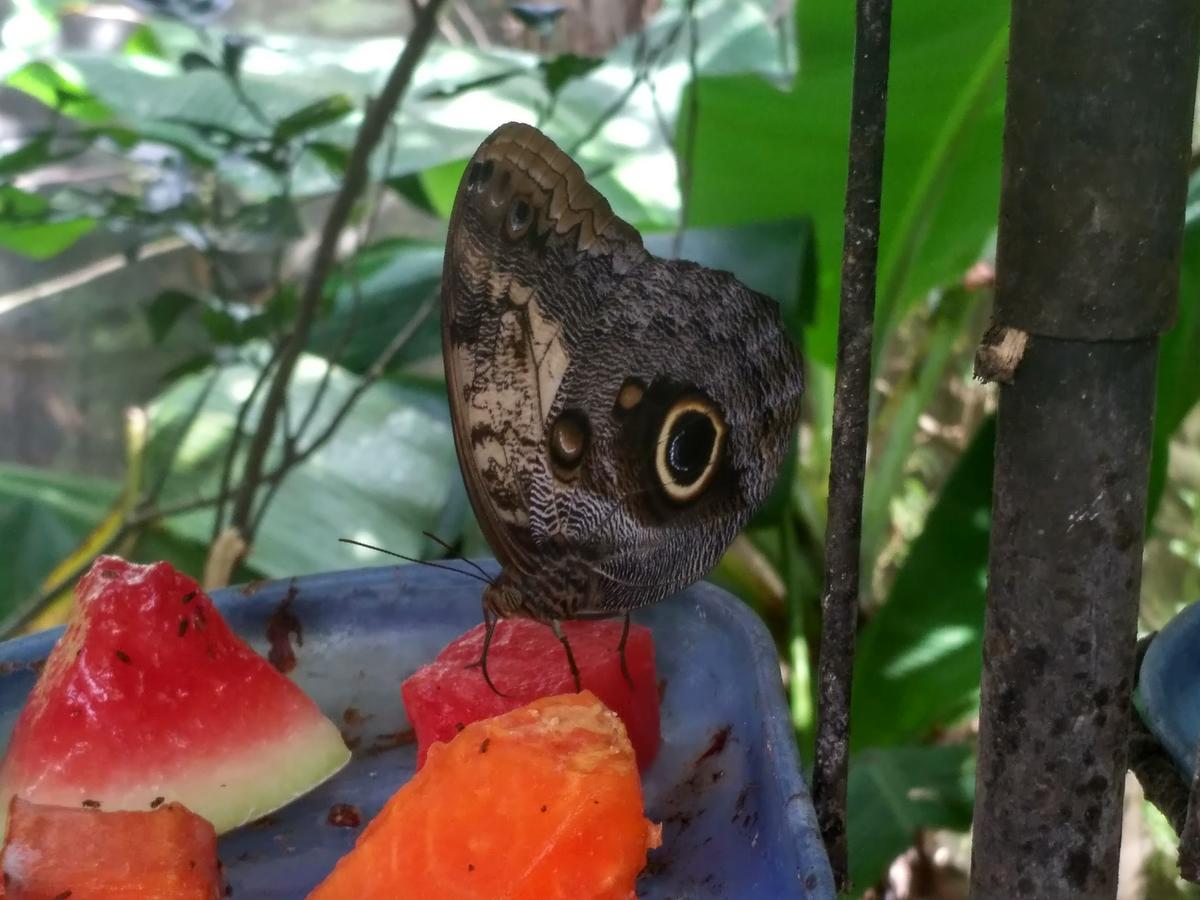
[812,0,892,890]
[970,2,1200,898]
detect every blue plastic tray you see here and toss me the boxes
[0,563,833,898]
[1138,599,1200,777]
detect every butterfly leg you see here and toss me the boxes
[617,612,634,690]
[551,620,582,693]
[465,607,506,697]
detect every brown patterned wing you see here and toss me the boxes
[440,122,647,576]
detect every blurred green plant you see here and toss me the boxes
[2,0,1198,892]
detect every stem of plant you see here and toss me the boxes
[811,0,893,890]
[226,0,450,548]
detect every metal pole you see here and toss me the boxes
[970,1,1200,897]
[812,0,892,890]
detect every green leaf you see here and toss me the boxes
[419,68,529,101]
[1148,183,1200,526]
[0,135,56,177]
[848,745,976,889]
[180,51,217,73]
[852,417,995,749]
[310,238,445,374]
[273,94,355,144]
[0,214,95,259]
[123,24,166,60]
[146,355,465,577]
[222,36,248,82]
[540,53,603,97]
[306,140,351,175]
[199,299,271,346]
[686,0,1008,364]
[5,61,112,121]
[146,289,199,344]
[0,464,120,621]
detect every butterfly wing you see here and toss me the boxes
[441,122,647,577]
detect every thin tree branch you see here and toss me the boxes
[246,288,439,533]
[227,0,449,545]
[210,342,283,541]
[671,0,699,259]
[811,0,893,891]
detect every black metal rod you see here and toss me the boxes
[970,1,1199,896]
[811,0,892,889]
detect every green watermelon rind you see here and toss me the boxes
[0,698,351,837]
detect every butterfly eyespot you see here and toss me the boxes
[472,159,495,189]
[549,409,589,471]
[654,398,726,503]
[614,378,645,414]
[506,197,533,239]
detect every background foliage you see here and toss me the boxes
[2,0,1198,894]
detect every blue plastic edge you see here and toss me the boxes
[1137,598,1200,778]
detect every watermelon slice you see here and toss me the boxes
[309,692,661,899]
[0,556,350,835]
[1,796,222,899]
[401,617,660,770]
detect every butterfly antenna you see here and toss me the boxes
[337,538,493,587]
[551,620,583,693]
[421,531,495,586]
[617,612,634,690]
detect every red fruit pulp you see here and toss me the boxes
[1,797,222,899]
[401,618,660,771]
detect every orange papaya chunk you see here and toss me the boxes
[309,691,662,900]
[1,796,221,899]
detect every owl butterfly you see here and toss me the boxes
[442,123,804,689]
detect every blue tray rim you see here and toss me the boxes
[1138,598,1200,776]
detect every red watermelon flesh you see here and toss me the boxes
[0,556,350,836]
[1,797,222,899]
[401,618,660,771]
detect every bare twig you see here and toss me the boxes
[567,25,683,156]
[294,116,398,442]
[247,288,439,534]
[227,0,450,545]
[811,0,893,890]
[672,0,699,259]
[210,342,283,541]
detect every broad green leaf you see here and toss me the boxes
[53,0,791,221]
[686,0,1008,364]
[123,24,166,60]
[0,464,120,623]
[180,51,217,72]
[6,60,113,121]
[847,745,976,889]
[852,417,995,749]
[0,135,67,177]
[273,94,355,144]
[1148,181,1200,526]
[309,238,445,375]
[146,289,199,344]
[146,354,464,578]
[541,53,602,97]
[0,217,96,258]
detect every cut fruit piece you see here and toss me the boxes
[402,618,660,770]
[1,796,222,899]
[0,556,349,835]
[309,691,661,900]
